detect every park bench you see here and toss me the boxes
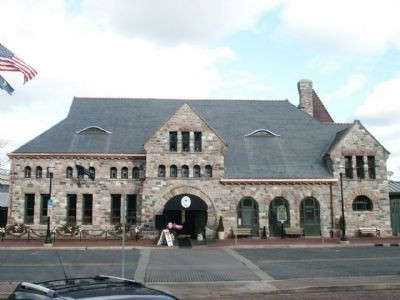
[358,227,380,237]
[231,227,252,238]
[284,226,304,238]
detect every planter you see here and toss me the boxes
[218,231,225,240]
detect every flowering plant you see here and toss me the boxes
[61,223,79,235]
[114,223,131,234]
[7,223,26,234]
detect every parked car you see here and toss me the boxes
[8,275,178,299]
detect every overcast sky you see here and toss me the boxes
[0,0,399,179]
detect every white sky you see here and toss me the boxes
[0,0,399,180]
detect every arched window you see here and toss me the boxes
[24,166,31,178]
[132,167,140,179]
[182,165,189,177]
[193,165,201,177]
[205,165,212,177]
[89,167,95,179]
[158,165,166,177]
[353,195,373,211]
[170,165,177,177]
[110,167,117,179]
[121,167,128,179]
[66,166,73,178]
[36,166,42,178]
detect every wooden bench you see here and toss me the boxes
[284,227,304,238]
[231,227,252,238]
[358,227,380,237]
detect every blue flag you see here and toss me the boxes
[76,164,95,180]
[0,74,14,95]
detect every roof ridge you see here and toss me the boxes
[73,96,289,102]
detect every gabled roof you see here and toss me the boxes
[13,97,350,179]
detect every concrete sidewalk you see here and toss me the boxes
[1,236,400,299]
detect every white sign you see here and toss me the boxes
[47,199,53,217]
[164,229,174,247]
[157,229,174,247]
[181,196,191,208]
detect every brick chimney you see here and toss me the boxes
[298,79,313,117]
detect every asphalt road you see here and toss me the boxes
[0,246,399,283]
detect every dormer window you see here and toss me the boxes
[368,156,376,179]
[345,156,353,179]
[194,132,202,152]
[76,126,111,134]
[182,131,190,152]
[169,132,177,152]
[24,166,31,178]
[356,156,365,179]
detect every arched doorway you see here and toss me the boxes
[163,194,208,239]
[300,197,321,236]
[269,197,290,237]
[237,197,259,237]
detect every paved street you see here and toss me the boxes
[1,245,400,299]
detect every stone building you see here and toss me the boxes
[7,80,392,238]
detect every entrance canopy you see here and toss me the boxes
[164,194,207,211]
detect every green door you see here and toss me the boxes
[300,198,321,236]
[390,197,400,236]
[237,198,259,237]
[269,198,290,237]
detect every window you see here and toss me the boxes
[193,165,201,177]
[25,194,35,224]
[111,194,121,224]
[205,165,212,177]
[110,167,117,179]
[132,167,140,179]
[368,156,376,179]
[170,165,177,177]
[182,131,190,152]
[182,165,189,177]
[36,166,42,178]
[40,194,50,224]
[24,166,31,178]
[89,167,96,180]
[83,194,93,225]
[344,156,353,179]
[352,195,373,211]
[356,156,365,179]
[158,165,166,177]
[127,194,137,224]
[121,167,128,179]
[67,194,77,224]
[66,167,73,178]
[194,132,202,152]
[169,131,177,151]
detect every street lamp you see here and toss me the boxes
[338,164,348,243]
[44,166,54,246]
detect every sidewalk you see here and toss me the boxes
[1,236,400,299]
[1,236,399,249]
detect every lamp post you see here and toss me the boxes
[44,166,54,246]
[338,164,348,243]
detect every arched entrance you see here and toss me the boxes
[269,197,290,237]
[163,194,208,239]
[237,197,259,237]
[300,197,321,236]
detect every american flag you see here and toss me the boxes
[0,43,37,83]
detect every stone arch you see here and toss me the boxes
[160,186,217,228]
[347,188,379,211]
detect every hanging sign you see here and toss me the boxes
[277,205,287,224]
[181,196,191,209]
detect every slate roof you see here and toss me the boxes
[14,98,350,179]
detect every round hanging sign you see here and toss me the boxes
[181,196,191,208]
